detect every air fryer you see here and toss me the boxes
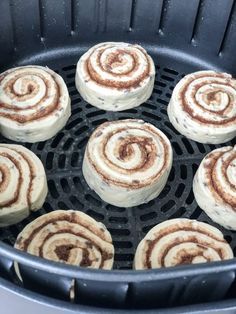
[0,0,236,313]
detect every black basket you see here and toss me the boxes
[0,0,236,312]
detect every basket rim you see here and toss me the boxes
[1,241,236,282]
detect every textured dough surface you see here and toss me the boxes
[167,70,236,144]
[0,144,47,227]
[193,146,236,230]
[134,218,233,270]
[82,119,173,207]
[76,42,155,111]
[0,65,71,142]
[14,210,114,269]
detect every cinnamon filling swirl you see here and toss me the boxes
[193,146,236,230]
[134,219,233,270]
[75,42,155,111]
[0,68,61,122]
[167,70,236,144]
[15,210,114,270]
[86,46,151,89]
[180,73,236,126]
[82,119,172,207]
[0,65,71,142]
[0,144,47,227]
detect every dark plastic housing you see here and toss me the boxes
[0,0,236,312]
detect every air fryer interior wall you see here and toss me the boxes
[0,0,236,312]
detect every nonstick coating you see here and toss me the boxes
[0,55,235,270]
[1,0,236,309]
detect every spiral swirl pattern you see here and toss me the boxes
[0,66,71,142]
[0,144,47,227]
[193,146,236,230]
[167,70,236,144]
[134,219,233,269]
[75,42,155,111]
[14,210,114,269]
[82,119,173,207]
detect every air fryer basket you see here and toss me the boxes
[0,0,236,312]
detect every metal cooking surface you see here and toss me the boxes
[0,62,235,270]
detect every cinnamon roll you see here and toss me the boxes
[134,218,233,270]
[0,144,47,227]
[14,210,114,269]
[82,119,173,207]
[0,66,71,142]
[167,71,236,144]
[193,146,236,230]
[75,42,155,111]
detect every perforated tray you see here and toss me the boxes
[0,58,235,270]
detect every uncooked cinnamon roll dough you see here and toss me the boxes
[0,144,47,227]
[82,119,173,207]
[134,218,233,270]
[14,210,114,269]
[0,65,71,142]
[193,146,236,230]
[75,42,155,111]
[167,71,236,144]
